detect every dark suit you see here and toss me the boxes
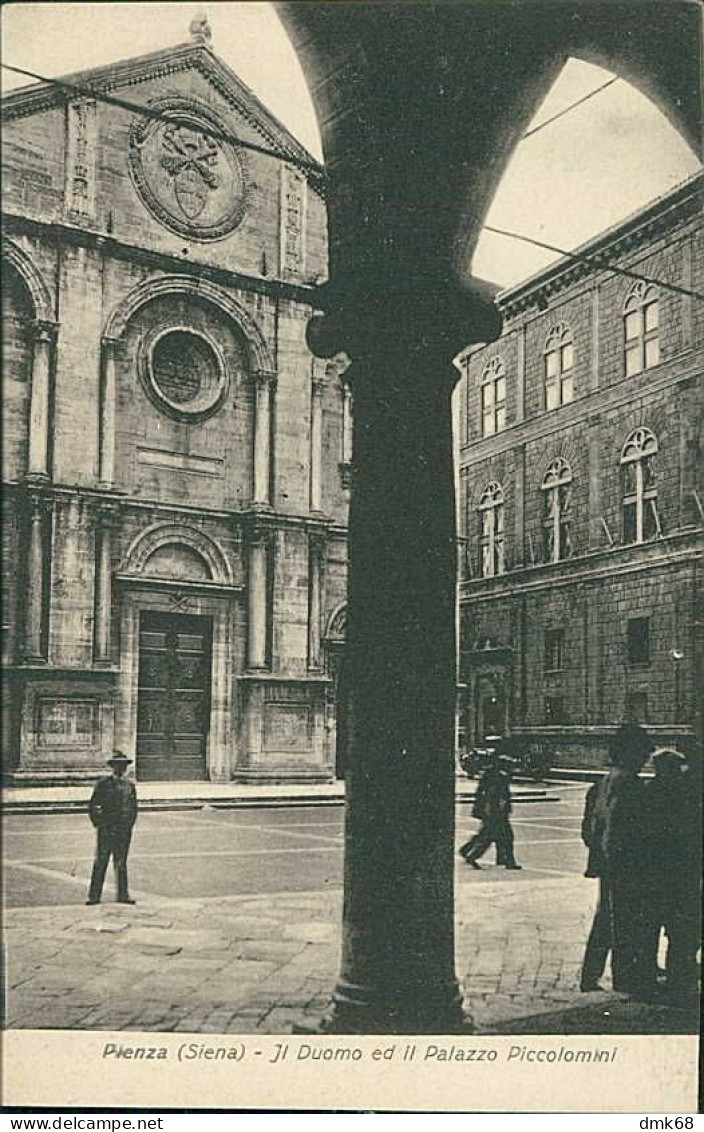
[580,767,650,994]
[460,766,518,867]
[88,775,138,903]
[643,771,701,998]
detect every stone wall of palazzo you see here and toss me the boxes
[1,34,350,783]
[457,174,703,768]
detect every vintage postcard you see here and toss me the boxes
[1,0,701,1114]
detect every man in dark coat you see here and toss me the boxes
[643,748,701,1004]
[459,743,522,870]
[86,751,138,905]
[579,723,654,996]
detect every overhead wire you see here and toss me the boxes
[2,62,702,300]
[483,225,704,301]
[520,77,619,140]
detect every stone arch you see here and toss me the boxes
[325,601,347,640]
[121,523,233,586]
[2,240,53,323]
[103,275,275,375]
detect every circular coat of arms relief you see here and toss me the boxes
[129,96,248,240]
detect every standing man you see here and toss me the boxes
[643,748,701,1004]
[579,723,654,997]
[86,751,138,906]
[459,741,522,870]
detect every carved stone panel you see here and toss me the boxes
[37,698,100,749]
[279,164,307,279]
[129,96,248,241]
[64,99,97,224]
[263,703,311,754]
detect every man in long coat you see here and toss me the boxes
[86,751,138,905]
[580,723,654,996]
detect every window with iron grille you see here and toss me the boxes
[544,628,565,672]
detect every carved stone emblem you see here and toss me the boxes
[129,96,247,240]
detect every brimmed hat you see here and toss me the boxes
[107,751,133,766]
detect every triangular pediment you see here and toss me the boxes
[2,41,321,185]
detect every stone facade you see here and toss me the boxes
[457,174,703,767]
[1,36,350,783]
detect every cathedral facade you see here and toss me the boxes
[2,31,351,783]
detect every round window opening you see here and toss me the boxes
[146,329,226,419]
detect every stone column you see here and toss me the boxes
[98,339,117,490]
[247,524,269,669]
[305,284,501,1033]
[24,492,50,663]
[310,369,325,514]
[308,531,325,670]
[93,504,117,664]
[27,321,56,482]
[253,371,276,508]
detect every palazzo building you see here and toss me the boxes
[457,172,703,768]
[1,24,352,784]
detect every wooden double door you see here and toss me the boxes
[136,611,212,781]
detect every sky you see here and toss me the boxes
[2,2,701,287]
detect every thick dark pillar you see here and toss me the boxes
[307,286,500,1033]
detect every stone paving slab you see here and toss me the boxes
[3,873,698,1035]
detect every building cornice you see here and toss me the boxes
[2,211,323,306]
[498,174,703,318]
[2,480,349,539]
[460,349,702,466]
[460,530,701,602]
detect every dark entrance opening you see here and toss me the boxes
[136,610,212,781]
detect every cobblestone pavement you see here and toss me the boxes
[4,874,698,1035]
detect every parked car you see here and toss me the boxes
[459,735,552,782]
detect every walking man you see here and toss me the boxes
[86,751,138,906]
[459,742,521,870]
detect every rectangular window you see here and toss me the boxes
[644,301,659,332]
[544,695,566,725]
[627,617,650,665]
[546,379,559,411]
[624,691,648,724]
[624,311,641,340]
[544,628,565,672]
[625,344,642,376]
[644,336,660,369]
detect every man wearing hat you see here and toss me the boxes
[86,751,138,905]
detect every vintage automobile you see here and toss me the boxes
[459,735,552,782]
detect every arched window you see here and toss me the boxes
[624,283,660,377]
[478,481,505,578]
[541,457,573,562]
[544,324,574,410]
[621,427,660,544]
[481,357,506,437]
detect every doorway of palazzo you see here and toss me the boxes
[136,610,212,781]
